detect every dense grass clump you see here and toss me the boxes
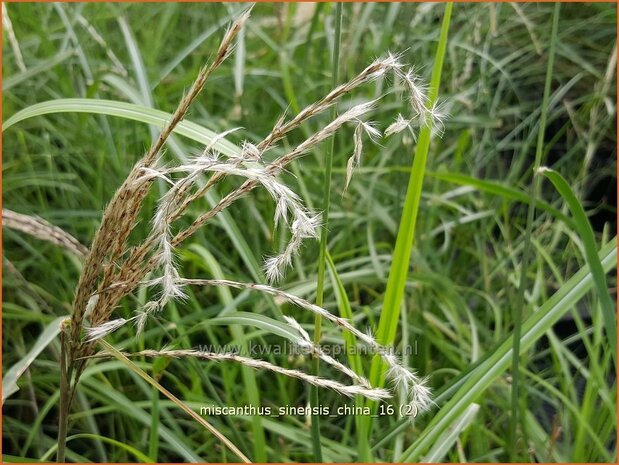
[2,3,617,463]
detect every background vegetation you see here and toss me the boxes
[2,2,617,462]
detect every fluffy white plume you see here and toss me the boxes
[385,114,413,137]
[86,318,130,342]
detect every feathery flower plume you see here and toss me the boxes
[67,7,253,346]
[86,318,131,342]
[344,119,381,191]
[134,310,150,338]
[426,100,448,135]
[385,114,413,137]
[113,348,391,401]
[146,156,321,285]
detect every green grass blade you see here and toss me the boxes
[154,11,236,87]
[374,0,452,364]
[2,455,45,463]
[210,312,305,343]
[325,250,366,452]
[326,251,364,378]
[539,167,617,363]
[148,388,159,462]
[363,1,453,445]
[118,16,153,107]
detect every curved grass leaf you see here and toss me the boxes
[2,99,240,156]
[539,166,616,363]
[326,251,364,378]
